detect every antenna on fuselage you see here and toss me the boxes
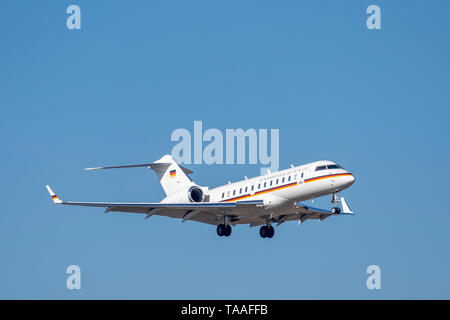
[290,164,294,168]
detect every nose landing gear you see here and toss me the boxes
[331,191,341,214]
[331,207,341,214]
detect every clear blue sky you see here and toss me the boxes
[1,0,449,299]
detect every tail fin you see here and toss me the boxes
[151,155,194,196]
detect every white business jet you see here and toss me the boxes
[46,154,355,238]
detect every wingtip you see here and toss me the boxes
[45,185,62,204]
[340,197,353,214]
[84,167,101,171]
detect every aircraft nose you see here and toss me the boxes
[347,173,355,186]
[341,173,355,188]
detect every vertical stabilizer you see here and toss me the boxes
[151,155,194,196]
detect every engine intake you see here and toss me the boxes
[187,186,204,203]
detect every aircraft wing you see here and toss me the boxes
[243,201,354,227]
[45,185,264,225]
[46,186,353,227]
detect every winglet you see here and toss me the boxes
[46,185,63,204]
[340,197,353,214]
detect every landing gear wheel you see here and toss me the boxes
[224,224,232,237]
[217,224,231,237]
[259,226,268,238]
[331,207,341,214]
[267,226,275,238]
[217,224,226,237]
[260,225,274,238]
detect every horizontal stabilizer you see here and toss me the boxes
[84,163,167,171]
[84,162,193,174]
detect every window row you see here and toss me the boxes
[221,172,304,199]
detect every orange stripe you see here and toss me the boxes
[224,194,252,202]
[305,173,352,183]
[223,182,297,202]
[221,173,352,202]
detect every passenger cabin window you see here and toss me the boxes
[222,192,224,199]
[315,165,327,171]
[258,183,261,189]
[264,182,267,188]
[251,185,254,191]
[276,179,279,184]
[245,187,248,192]
[270,181,273,186]
[301,172,304,178]
[233,190,236,196]
[288,176,291,181]
[282,177,285,183]
[239,188,242,194]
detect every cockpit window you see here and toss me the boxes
[327,164,340,169]
[315,165,327,171]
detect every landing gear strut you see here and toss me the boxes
[217,215,232,237]
[331,191,341,214]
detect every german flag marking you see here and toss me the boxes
[169,170,176,177]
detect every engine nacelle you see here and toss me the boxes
[161,185,208,203]
[187,186,205,203]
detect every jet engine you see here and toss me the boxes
[187,186,205,203]
[161,185,209,203]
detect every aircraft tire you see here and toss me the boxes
[259,226,267,238]
[332,207,341,214]
[224,225,232,237]
[217,224,225,236]
[267,226,275,238]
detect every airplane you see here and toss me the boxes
[46,154,355,239]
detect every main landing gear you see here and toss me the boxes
[217,215,232,237]
[259,225,274,238]
[260,214,275,238]
[331,191,341,214]
[217,224,232,237]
